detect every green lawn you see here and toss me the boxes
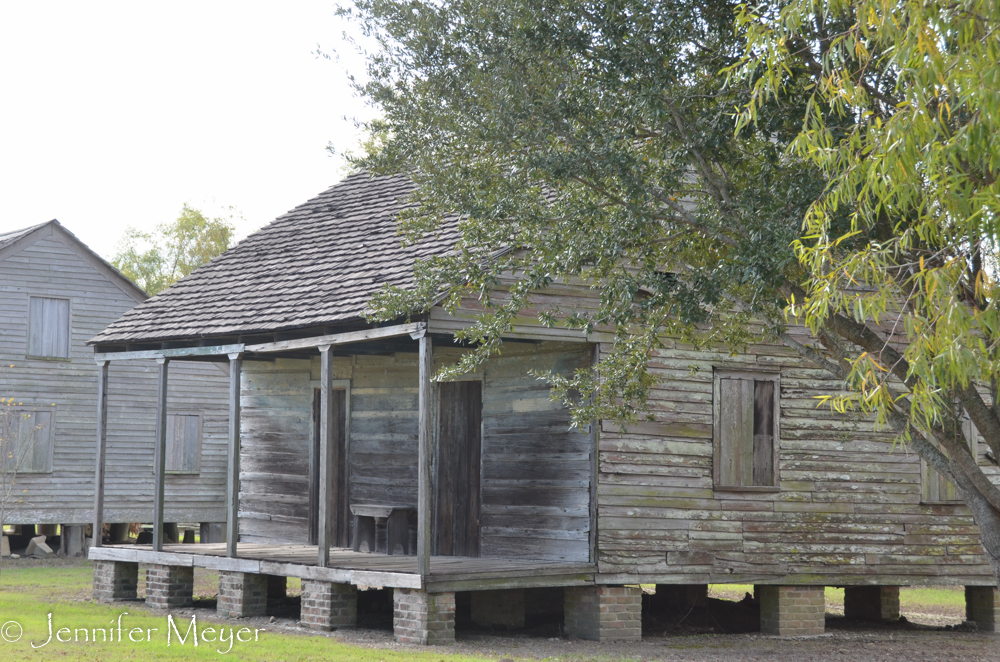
[708,583,966,614]
[0,563,487,661]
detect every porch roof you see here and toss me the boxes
[91,173,459,346]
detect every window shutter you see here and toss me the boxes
[166,414,201,472]
[28,297,70,358]
[719,378,754,486]
[753,380,775,486]
[922,415,977,502]
[3,410,53,472]
[30,411,53,471]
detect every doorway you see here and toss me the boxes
[435,380,482,557]
[309,387,349,547]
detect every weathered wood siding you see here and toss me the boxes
[596,334,1000,585]
[476,342,592,562]
[237,357,352,543]
[0,233,229,525]
[237,343,592,561]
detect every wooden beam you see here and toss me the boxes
[317,346,335,567]
[244,322,426,354]
[417,335,433,576]
[152,358,169,551]
[589,344,599,565]
[94,343,245,362]
[91,360,110,548]
[226,353,242,558]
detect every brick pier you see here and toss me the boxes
[92,560,138,602]
[966,586,1000,632]
[471,589,525,629]
[301,580,358,630]
[145,564,193,609]
[393,589,455,645]
[758,585,825,636]
[563,585,642,642]
[844,586,900,622]
[217,571,268,618]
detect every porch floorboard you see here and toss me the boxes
[89,543,596,592]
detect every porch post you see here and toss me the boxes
[417,334,433,576]
[152,358,169,551]
[226,353,242,558]
[92,359,110,548]
[317,345,335,567]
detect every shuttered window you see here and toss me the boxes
[165,414,201,473]
[1,409,54,473]
[28,297,71,359]
[714,372,779,488]
[921,415,977,503]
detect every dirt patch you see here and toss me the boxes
[154,599,1000,662]
[7,562,994,660]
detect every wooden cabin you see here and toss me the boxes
[0,220,230,554]
[87,174,1000,643]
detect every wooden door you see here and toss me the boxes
[309,388,349,546]
[435,380,482,557]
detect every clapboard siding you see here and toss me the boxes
[479,343,592,562]
[0,232,229,525]
[238,358,333,543]
[236,342,592,561]
[596,336,1000,585]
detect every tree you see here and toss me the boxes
[734,0,1000,577]
[344,0,1000,578]
[112,204,236,295]
[344,0,1000,583]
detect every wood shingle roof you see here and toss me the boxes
[92,173,458,344]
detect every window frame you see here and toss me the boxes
[712,369,781,492]
[164,411,203,475]
[2,406,56,474]
[26,295,72,361]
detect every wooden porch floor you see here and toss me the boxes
[89,543,596,592]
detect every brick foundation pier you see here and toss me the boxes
[393,589,455,645]
[758,585,825,636]
[92,560,138,602]
[563,585,642,642]
[217,571,268,618]
[301,580,358,630]
[471,589,525,629]
[966,586,1000,632]
[145,564,193,609]
[844,586,900,622]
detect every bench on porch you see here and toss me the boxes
[350,504,414,555]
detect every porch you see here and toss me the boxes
[89,542,596,592]
[89,542,618,645]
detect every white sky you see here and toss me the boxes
[0,2,374,259]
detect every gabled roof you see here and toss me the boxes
[0,220,148,303]
[0,222,48,249]
[91,173,461,345]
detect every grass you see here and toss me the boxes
[0,563,488,661]
[708,583,967,616]
[0,564,976,660]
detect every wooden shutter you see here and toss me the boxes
[922,416,977,502]
[166,414,201,472]
[719,378,754,486]
[3,410,52,472]
[28,297,70,358]
[753,380,775,486]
